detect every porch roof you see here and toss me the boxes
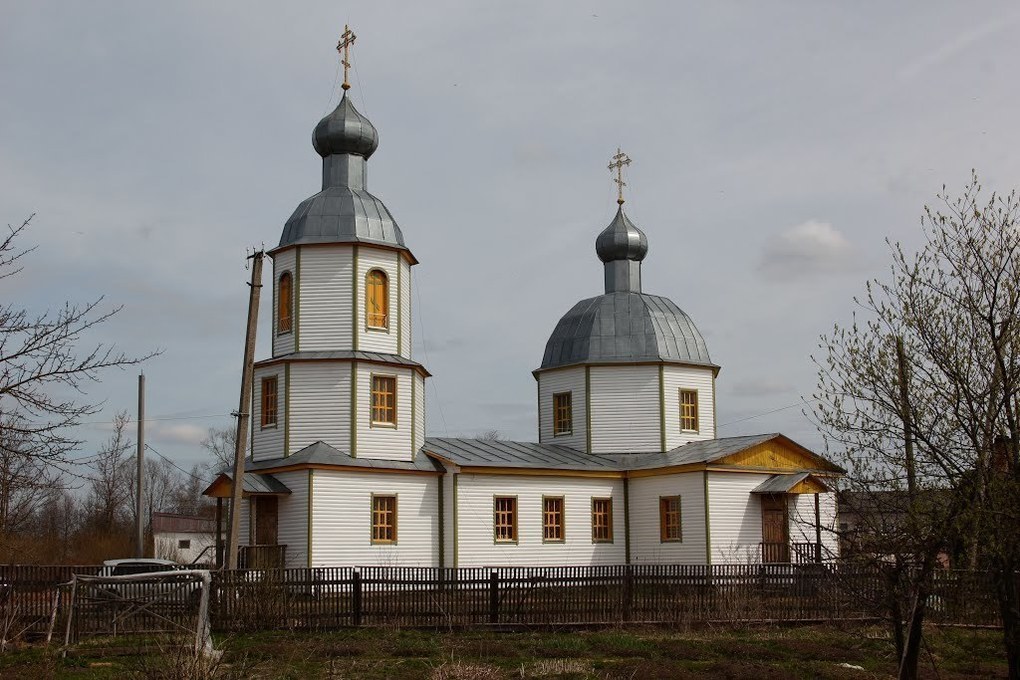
[751,472,831,494]
[202,471,292,498]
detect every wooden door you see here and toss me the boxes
[760,494,789,563]
[254,496,279,545]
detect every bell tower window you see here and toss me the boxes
[278,272,293,334]
[366,269,389,330]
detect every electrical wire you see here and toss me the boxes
[144,443,209,483]
[718,401,808,428]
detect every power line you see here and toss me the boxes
[718,401,808,428]
[79,413,232,426]
[144,442,208,483]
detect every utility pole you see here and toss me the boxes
[136,372,145,558]
[225,250,263,569]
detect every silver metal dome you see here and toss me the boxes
[312,94,379,159]
[596,206,647,262]
[279,187,405,249]
[539,292,715,371]
[277,93,407,251]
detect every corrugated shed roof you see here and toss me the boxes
[151,512,216,534]
[750,473,812,494]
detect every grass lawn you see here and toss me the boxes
[0,624,1008,679]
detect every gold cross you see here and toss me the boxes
[337,24,357,91]
[608,148,632,205]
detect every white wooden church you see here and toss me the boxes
[205,52,843,570]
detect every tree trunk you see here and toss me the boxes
[996,563,1020,680]
[899,554,935,680]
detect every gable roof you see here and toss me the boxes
[421,433,843,475]
[202,471,292,498]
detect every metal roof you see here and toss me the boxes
[255,350,430,376]
[151,512,217,534]
[421,433,838,474]
[423,438,618,471]
[539,292,715,371]
[596,206,647,263]
[249,440,445,474]
[277,93,407,252]
[750,472,812,494]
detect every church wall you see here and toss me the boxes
[537,367,586,450]
[298,245,354,352]
[413,373,425,457]
[356,364,414,461]
[443,472,456,568]
[272,249,296,357]
[707,472,771,564]
[273,470,310,568]
[453,474,625,567]
[239,499,250,546]
[356,246,401,355]
[252,363,286,461]
[588,366,660,453]
[788,491,839,561]
[661,365,715,448]
[310,470,440,567]
[399,258,412,358]
[628,472,707,564]
[288,361,352,455]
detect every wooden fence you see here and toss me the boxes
[0,563,1004,640]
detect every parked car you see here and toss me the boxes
[96,558,205,606]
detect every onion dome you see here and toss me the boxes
[596,206,648,263]
[312,94,379,159]
[276,93,406,252]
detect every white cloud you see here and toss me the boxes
[148,423,208,448]
[757,220,857,282]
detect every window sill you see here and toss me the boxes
[542,539,566,544]
[660,539,684,544]
[366,325,390,333]
[553,431,573,437]
[371,540,397,546]
[592,539,615,544]
[277,329,293,336]
[494,539,519,545]
[370,421,398,429]
[260,424,278,430]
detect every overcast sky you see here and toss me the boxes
[3,2,1020,475]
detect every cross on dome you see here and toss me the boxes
[608,148,632,205]
[337,24,357,91]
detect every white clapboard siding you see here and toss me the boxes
[588,366,660,453]
[272,249,296,357]
[662,365,716,448]
[356,364,413,460]
[413,373,425,456]
[628,472,707,564]
[400,258,412,358]
[707,472,771,564]
[251,364,285,461]
[443,472,456,568]
[789,492,839,560]
[288,362,351,455]
[356,247,400,354]
[239,499,251,545]
[298,246,354,352]
[273,470,309,568]
[454,474,626,567]
[310,470,440,567]
[537,368,586,450]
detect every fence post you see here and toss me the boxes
[623,565,633,623]
[352,571,362,627]
[488,570,499,625]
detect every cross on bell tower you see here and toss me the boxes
[608,148,632,205]
[337,24,357,91]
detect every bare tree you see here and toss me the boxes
[0,215,158,476]
[814,173,1020,679]
[201,426,238,471]
[83,412,133,533]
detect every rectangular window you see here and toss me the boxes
[493,496,518,543]
[543,496,565,542]
[371,495,397,543]
[680,389,699,431]
[659,496,683,542]
[261,376,278,428]
[371,375,397,425]
[591,497,613,543]
[178,539,191,550]
[553,392,573,435]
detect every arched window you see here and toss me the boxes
[366,269,389,329]
[278,272,293,334]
